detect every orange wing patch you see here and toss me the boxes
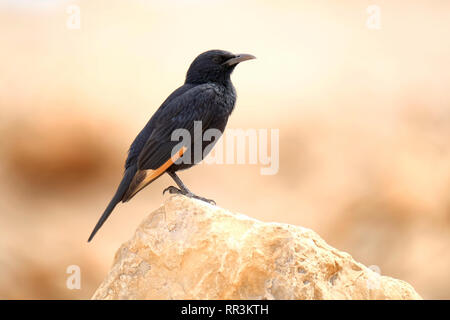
[123,146,187,201]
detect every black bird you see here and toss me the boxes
[88,49,255,242]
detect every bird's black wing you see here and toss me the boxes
[87,84,197,242]
[122,84,219,201]
[137,84,218,170]
[125,83,195,169]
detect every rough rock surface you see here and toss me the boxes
[92,195,421,300]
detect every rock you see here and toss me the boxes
[92,195,422,300]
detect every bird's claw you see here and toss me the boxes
[163,186,183,195]
[187,193,216,205]
[163,186,216,205]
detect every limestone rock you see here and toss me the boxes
[92,195,421,300]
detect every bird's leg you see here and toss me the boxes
[164,171,216,205]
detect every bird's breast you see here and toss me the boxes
[210,82,237,116]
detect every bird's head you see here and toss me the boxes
[185,50,255,85]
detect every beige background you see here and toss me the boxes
[0,0,449,299]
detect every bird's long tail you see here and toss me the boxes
[88,165,136,242]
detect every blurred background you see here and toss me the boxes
[1,0,449,299]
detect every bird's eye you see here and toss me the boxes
[212,56,222,63]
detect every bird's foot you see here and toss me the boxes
[163,186,216,205]
[163,185,183,195]
[186,193,216,205]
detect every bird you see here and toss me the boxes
[88,49,255,242]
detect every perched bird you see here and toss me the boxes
[88,49,255,242]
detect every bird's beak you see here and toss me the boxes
[223,53,256,66]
